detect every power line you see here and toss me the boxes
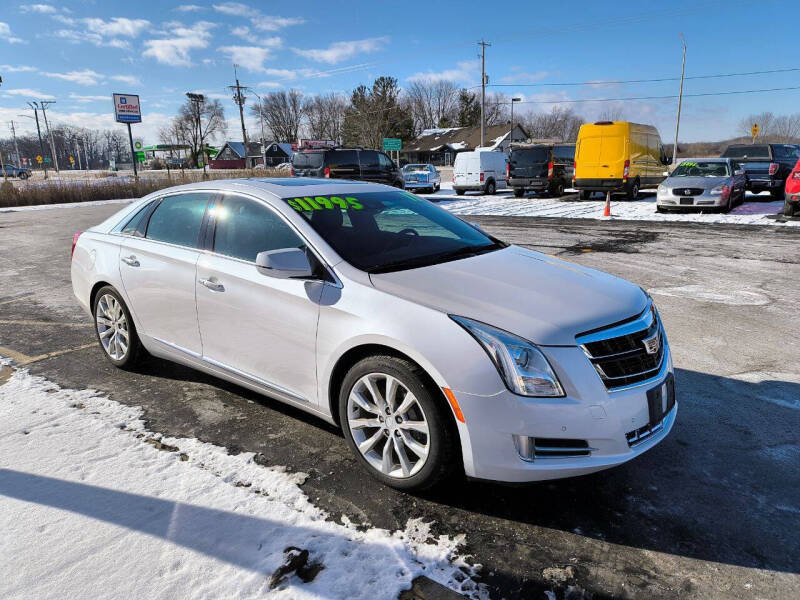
[488,67,800,88]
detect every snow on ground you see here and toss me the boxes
[0,361,485,600]
[424,182,799,226]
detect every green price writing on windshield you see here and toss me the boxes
[288,196,363,211]
[679,161,699,168]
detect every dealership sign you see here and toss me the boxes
[112,93,142,124]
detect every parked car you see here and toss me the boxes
[291,148,404,188]
[1,163,31,180]
[402,164,441,193]
[783,158,800,217]
[71,178,675,490]
[656,158,746,213]
[453,150,508,195]
[574,121,669,200]
[507,144,574,198]
[720,143,800,200]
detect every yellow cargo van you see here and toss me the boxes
[574,121,669,199]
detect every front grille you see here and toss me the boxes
[513,435,594,461]
[673,187,704,196]
[578,305,665,390]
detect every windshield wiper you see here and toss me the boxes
[367,242,504,274]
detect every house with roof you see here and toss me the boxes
[210,141,293,169]
[401,123,528,166]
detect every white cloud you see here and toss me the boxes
[292,37,388,65]
[42,69,104,86]
[68,93,111,103]
[213,2,304,32]
[0,64,37,73]
[0,22,25,44]
[218,45,279,72]
[407,60,479,83]
[84,17,150,38]
[143,21,215,67]
[212,2,250,17]
[175,4,204,11]
[111,75,142,86]
[1,88,56,100]
[20,4,57,13]
[498,71,550,84]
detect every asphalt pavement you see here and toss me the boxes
[0,203,798,599]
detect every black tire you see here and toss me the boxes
[455,189,465,196]
[784,201,796,217]
[393,180,404,189]
[771,188,785,201]
[513,188,525,198]
[626,179,640,200]
[19,172,29,181]
[579,190,592,200]
[551,181,565,198]
[656,206,665,213]
[338,355,459,491]
[92,285,143,369]
[485,180,496,195]
[434,184,440,192]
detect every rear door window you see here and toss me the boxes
[553,145,575,163]
[327,150,359,169]
[292,152,323,169]
[511,148,549,165]
[359,151,379,168]
[145,193,210,249]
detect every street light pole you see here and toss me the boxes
[249,90,268,167]
[478,40,491,148]
[38,100,60,173]
[26,103,48,180]
[9,121,21,168]
[672,34,686,166]
[510,97,521,146]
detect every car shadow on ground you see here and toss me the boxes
[420,367,799,575]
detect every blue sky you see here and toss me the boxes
[1,0,798,144]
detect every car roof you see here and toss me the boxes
[146,177,394,199]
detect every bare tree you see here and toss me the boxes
[406,79,459,133]
[253,90,304,143]
[484,92,510,127]
[596,105,625,122]
[522,106,585,142]
[303,93,347,142]
[175,98,226,166]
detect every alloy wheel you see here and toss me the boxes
[347,372,430,479]
[96,293,130,361]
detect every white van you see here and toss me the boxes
[453,150,509,195]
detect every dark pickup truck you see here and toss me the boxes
[720,143,800,199]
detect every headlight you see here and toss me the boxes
[451,316,564,397]
[657,185,668,197]
[709,185,724,195]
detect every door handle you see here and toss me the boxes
[121,255,140,267]
[199,277,225,292]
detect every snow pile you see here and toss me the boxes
[0,363,485,599]
[430,183,799,226]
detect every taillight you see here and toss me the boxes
[768,162,779,176]
[290,167,295,176]
[71,232,82,260]
[622,159,630,180]
[480,172,485,182]
[547,160,554,179]
[506,163,510,180]
[452,172,455,183]
[323,166,331,178]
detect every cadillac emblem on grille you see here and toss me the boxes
[642,331,661,355]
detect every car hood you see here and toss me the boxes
[664,176,729,189]
[369,246,647,346]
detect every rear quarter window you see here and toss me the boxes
[553,145,575,162]
[327,150,359,169]
[292,153,323,169]
[145,193,210,249]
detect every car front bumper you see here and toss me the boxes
[657,189,729,208]
[574,178,626,191]
[449,343,675,482]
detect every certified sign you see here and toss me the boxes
[112,93,142,124]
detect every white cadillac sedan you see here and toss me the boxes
[71,178,676,490]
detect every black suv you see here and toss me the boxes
[291,148,404,188]
[720,143,800,199]
[507,144,575,198]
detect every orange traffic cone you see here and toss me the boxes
[603,192,612,217]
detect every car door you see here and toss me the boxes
[358,150,381,183]
[195,193,324,403]
[326,150,359,180]
[377,152,397,185]
[118,192,212,357]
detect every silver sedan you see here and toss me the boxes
[656,158,747,213]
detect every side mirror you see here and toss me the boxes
[256,248,313,279]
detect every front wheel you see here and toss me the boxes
[339,355,458,491]
[92,286,143,369]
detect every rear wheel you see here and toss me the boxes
[579,190,592,200]
[92,286,143,369]
[771,188,785,201]
[19,172,29,181]
[456,189,465,196]
[551,181,565,197]
[784,200,796,217]
[513,188,525,198]
[485,180,496,195]
[626,179,640,200]
[338,355,458,491]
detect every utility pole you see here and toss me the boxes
[38,100,60,173]
[672,34,686,166]
[26,103,48,180]
[74,138,82,170]
[510,97,521,146]
[83,136,90,170]
[249,90,268,167]
[478,39,491,148]
[9,121,21,167]
[229,64,250,167]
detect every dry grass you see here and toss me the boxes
[0,169,289,208]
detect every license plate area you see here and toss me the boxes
[646,373,675,426]
[679,198,694,205]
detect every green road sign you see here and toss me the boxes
[135,151,145,162]
[43,157,52,164]
[382,137,402,151]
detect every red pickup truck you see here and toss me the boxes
[785,158,800,217]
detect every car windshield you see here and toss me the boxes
[511,147,549,164]
[284,190,505,273]
[293,152,323,168]
[403,165,428,172]
[671,161,730,177]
